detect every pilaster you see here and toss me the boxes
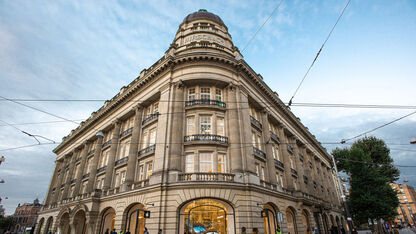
[103,120,122,192]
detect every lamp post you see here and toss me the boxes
[331,154,355,233]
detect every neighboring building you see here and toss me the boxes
[36,9,345,234]
[391,183,416,227]
[10,199,42,233]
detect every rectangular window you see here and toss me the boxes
[261,166,265,180]
[218,153,226,173]
[86,158,92,173]
[149,128,156,145]
[257,134,262,150]
[215,89,222,101]
[114,173,120,187]
[146,162,153,179]
[255,163,260,176]
[153,102,159,114]
[290,158,294,169]
[186,116,195,135]
[252,132,256,147]
[188,88,196,101]
[185,153,194,173]
[199,153,213,172]
[141,131,148,149]
[138,165,144,181]
[200,87,211,100]
[272,146,279,160]
[216,117,224,136]
[200,115,212,134]
[119,140,130,159]
[120,171,126,185]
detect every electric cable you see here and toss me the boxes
[287,0,351,106]
[0,119,55,144]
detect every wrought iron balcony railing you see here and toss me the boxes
[76,157,82,163]
[82,173,90,180]
[138,144,156,156]
[87,149,95,156]
[250,115,262,129]
[97,166,107,174]
[70,179,76,184]
[253,147,266,159]
[178,172,235,182]
[184,134,228,144]
[290,168,298,177]
[185,99,226,108]
[115,156,128,166]
[270,131,280,143]
[299,153,305,161]
[120,127,133,138]
[142,113,159,125]
[102,139,112,148]
[60,184,65,188]
[286,144,294,154]
[274,159,284,168]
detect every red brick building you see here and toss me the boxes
[10,199,42,233]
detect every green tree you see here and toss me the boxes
[332,137,400,224]
[0,215,13,231]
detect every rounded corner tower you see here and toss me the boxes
[36,9,346,234]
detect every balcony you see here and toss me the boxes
[184,134,228,144]
[142,113,159,125]
[76,157,82,163]
[115,157,128,166]
[82,173,90,180]
[178,172,234,182]
[97,166,106,174]
[60,184,65,188]
[131,179,150,190]
[290,168,298,177]
[274,159,284,169]
[138,144,156,157]
[270,131,280,143]
[120,127,133,138]
[102,139,112,148]
[303,175,309,184]
[286,144,294,154]
[70,179,76,184]
[87,149,95,156]
[299,153,305,161]
[185,99,226,109]
[308,161,313,168]
[253,147,266,160]
[250,115,262,129]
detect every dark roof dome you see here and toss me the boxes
[183,9,225,26]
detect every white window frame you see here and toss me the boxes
[215,89,222,101]
[146,162,153,179]
[188,88,196,101]
[218,153,227,173]
[216,116,224,136]
[199,115,212,134]
[199,152,213,172]
[186,116,195,135]
[185,153,195,173]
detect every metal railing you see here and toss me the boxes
[87,149,95,156]
[303,175,309,183]
[120,127,133,138]
[253,147,266,159]
[70,179,76,184]
[102,139,112,148]
[270,131,280,142]
[290,168,298,176]
[178,172,235,182]
[76,157,82,163]
[185,99,226,108]
[60,184,65,188]
[250,115,262,129]
[274,159,284,168]
[286,144,294,154]
[131,179,150,189]
[138,144,156,156]
[97,166,106,173]
[299,153,305,161]
[142,113,159,125]
[115,157,128,166]
[82,173,90,180]
[184,134,228,144]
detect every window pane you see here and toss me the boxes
[141,131,148,149]
[146,162,153,179]
[149,129,156,144]
[218,154,226,173]
[186,116,195,135]
[153,102,159,113]
[200,116,212,134]
[188,88,195,100]
[200,153,213,172]
[215,89,222,101]
[200,87,211,100]
[138,165,144,181]
[217,117,224,136]
[185,153,194,173]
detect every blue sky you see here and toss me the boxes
[0,0,415,215]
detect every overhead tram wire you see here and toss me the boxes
[241,0,284,52]
[287,0,351,107]
[0,119,55,144]
[341,110,416,144]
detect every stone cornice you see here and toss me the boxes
[54,50,332,164]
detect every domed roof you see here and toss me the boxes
[183,9,225,26]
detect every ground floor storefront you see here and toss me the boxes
[36,184,346,234]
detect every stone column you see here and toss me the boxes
[86,133,104,193]
[72,142,90,197]
[227,84,243,174]
[44,161,60,205]
[169,82,184,172]
[62,150,77,199]
[292,139,306,193]
[52,157,67,203]
[103,120,122,191]
[279,127,295,190]
[125,105,144,190]
[261,111,278,186]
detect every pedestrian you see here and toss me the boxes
[126,230,131,234]
[276,224,282,234]
[241,227,247,234]
[144,227,149,234]
[313,226,319,234]
[252,227,259,234]
[111,229,117,234]
[119,230,124,234]
[105,228,109,234]
[158,229,163,234]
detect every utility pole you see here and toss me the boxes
[331,154,355,233]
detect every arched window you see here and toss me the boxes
[124,203,147,234]
[263,203,281,234]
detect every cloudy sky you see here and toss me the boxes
[0,0,415,215]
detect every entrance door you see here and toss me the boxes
[126,209,146,234]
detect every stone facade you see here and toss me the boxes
[10,199,42,233]
[36,9,346,234]
[391,183,416,227]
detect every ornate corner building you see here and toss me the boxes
[36,9,346,234]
